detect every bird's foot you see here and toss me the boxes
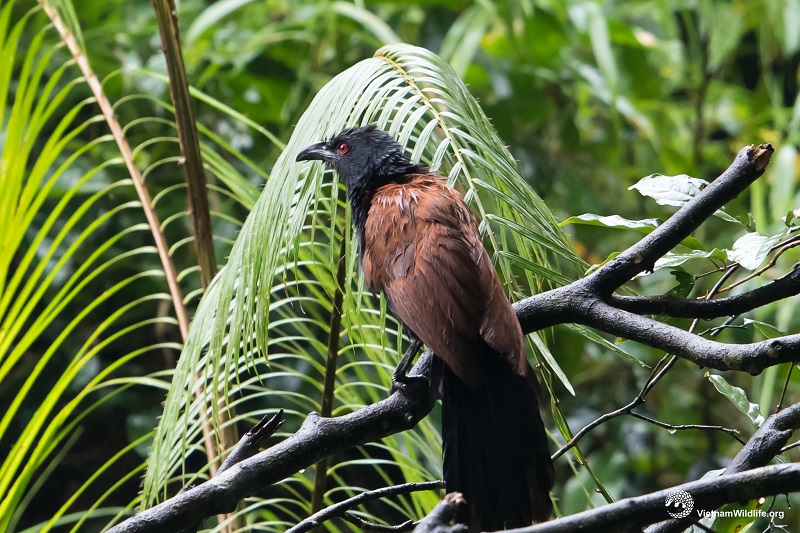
[390,372,428,397]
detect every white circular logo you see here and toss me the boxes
[665,490,694,518]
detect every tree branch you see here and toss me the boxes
[502,463,800,533]
[609,266,800,319]
[413,493,469,533]
[218,411,285,474]
[107,356,436,533]
[516,143,775,332]
[517,287,800,375]
[566,298,800,375]
[647,402,800,533]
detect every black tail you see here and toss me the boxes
[441,354,554,530]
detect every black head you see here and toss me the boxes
[296,125,423,196]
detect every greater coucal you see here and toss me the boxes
[297,125,554,530]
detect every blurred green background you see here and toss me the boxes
[3,0,800,531]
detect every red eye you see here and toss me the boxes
[337,142,349,154]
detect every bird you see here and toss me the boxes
[296,125,554,530]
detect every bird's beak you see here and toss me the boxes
[296,141,330,163]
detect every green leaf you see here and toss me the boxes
[561,213,703,249]
[743,318,785,339]
[629,173,708,206]
[564,324,648,367]
[727,230,788,270]
[667,268,695,299]
[785,0,800,54]
[585,251,620,275]
[767,144,797,221]
[529,332,574,395]
[0,3,191,528]
[629,174,740,224]
[439,4,494,77]
[649,248,727,272]
[186,0,258,45]
[586,2,618,94]
[782,208,800,227]
[708,500,760,533]
[330,2,402,45]
[706,373,764,428]
[562,213,660,230]
[705,2,744,71]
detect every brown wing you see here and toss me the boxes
[363,176,526,389]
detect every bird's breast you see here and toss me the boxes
[362,183,424,291]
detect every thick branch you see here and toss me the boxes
[568,298,800,375]
[647,402,800,533]
[517,290,800,374]
[503,463,800,533]
[107,355,435,533]
[517,144,775,332]
[726,402,800,472]
[610,266,800,319]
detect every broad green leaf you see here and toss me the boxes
[743,318,785,340]
[706,373,764,428]
[562,213,661,230]
[708,500,759,533]
[650,248,727,272]
[630,173,707,206]
[666,268,695,299]
[561,213,703,249]
[727,230,788,270]
[629,174,740,224]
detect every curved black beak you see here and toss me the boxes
[296,141,330,163]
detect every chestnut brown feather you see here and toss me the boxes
[364,175,525,387]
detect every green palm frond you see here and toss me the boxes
[1,2,273,530]
[0,3,179,530]
[144,43,583,527]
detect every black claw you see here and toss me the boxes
[390,373,428,397]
